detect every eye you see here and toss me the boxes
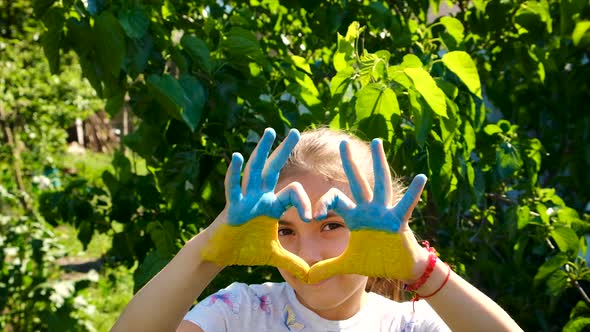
[321,222,344,232]
[278,228,294,236]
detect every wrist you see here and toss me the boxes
[403,241,436,289]
[403,242,433,285]
[403,241,452,300]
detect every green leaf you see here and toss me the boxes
[388,66,412,89]
[409,89,434,146]
[330,68,354,98]
[40,7,65,74]
[401,54,423,68]
[181,35,212,73]
[334,21,361,72]
[572,21,590,46]
[119,8,149,39]
[434,78,458,99]
[570,301,590,319]
[515,0,552,34]
[95,12,126,76]
[463,120,476,155]
[442,51,482,98]
[147,74,186,119]
[355,83,399,120]
[533,254,567,287]
[404,67,447,117]
[556,206,581,222]
[551,225,579,253]
[147,73,206,132]
[545,269,569,296]
[147,221,177,257]
[354,84,399,140]
[178,74,206,132]
[496,141,523,179]
[33,0,57,17]
[359,52,386,86]
[440,16,465,44]
[221,27,263,61]
[517,205,531,229]
[563,317,590,332]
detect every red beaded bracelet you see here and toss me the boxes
[403,241,437,292]
[415,262,451,300]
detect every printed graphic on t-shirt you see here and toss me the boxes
[283,304,304,331]
[254,293,272,315]
[203,290,240,314]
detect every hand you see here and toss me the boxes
[202,128,313,282]
[307,139,428,284]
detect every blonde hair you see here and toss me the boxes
[279,127,405,301]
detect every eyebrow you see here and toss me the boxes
[278,211,341,225]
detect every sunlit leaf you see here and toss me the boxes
[404,67,447,117]
[440,16,464,44]
[533,254,567,287]
[442,51,482,98]
[551,225,579,253]
[572,21,590,46]
[354,83,399,139]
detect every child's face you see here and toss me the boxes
[276,172,368,320]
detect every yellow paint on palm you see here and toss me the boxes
[308,230,415,284]
[202,216,310,282]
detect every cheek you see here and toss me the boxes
[278,236,296,253]
[325,229,351,257]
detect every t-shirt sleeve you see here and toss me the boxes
[182,282,249,332]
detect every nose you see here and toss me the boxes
[296,235,323,267]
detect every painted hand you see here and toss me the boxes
[307,139,427,283]
[202,128,312,282]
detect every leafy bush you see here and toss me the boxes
[0,185,98,331]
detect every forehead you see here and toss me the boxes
[276,172,352,203]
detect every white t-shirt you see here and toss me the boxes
[183,282,450,331]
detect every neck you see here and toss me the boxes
[295,286,367,321]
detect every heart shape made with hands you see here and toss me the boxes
[202,216,420,284]
[201,129,427,284]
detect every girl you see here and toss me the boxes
[112,128,523,332]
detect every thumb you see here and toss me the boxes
[307,257,344,284]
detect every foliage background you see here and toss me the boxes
[1,0,590,330]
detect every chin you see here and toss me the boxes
[280,270,368,312]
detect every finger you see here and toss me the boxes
[308,257,344,284]
[262,128,300,190]
[340,140,372,203]
[225,152,244,204]
[243,128,276,193]
[313,187,355,220]
[371,139,393,206]
[394,174,427,222]
[275,181,312,222]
